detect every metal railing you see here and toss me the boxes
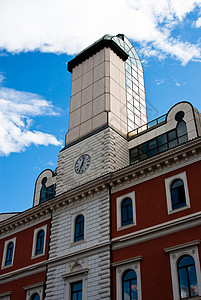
[128,114,167,139]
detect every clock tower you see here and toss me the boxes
[56,34,147,195]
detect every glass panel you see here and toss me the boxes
[169,140,178,149]
[168,130,176,141]
[157,134,167,146]
[32,294,40,300]
[131,279,138,300]
[189,266,198,296]
[159,144,168,153]
[148,139,157,150]
[179,268,189,298]
[178,135,188,145]
[177,120,187,137]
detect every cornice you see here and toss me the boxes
[110,137,201,190]
[1,138,201,237]
[0,260,46,283]
[47,241,110,266]
[112,211,201,250]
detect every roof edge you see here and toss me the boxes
[67,38,128,73]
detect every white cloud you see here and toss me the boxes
[0,87,61,156]
[194,16,201,27]
[0,73,5,85]
[156,78,165,85]
[0,0,201,64]
[174,78,187,86]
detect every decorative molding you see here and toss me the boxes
[112,211,201,250]
[0,261,46,284]
[112,256,143,267]
[24,281,45,291]
[164,240,201,253]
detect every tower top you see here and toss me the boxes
[68,34,128,73]
[66,34,147,146]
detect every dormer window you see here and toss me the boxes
[39,177,56,204]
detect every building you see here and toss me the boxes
[0,34,201,300]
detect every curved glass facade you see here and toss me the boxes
[112,34,147,131]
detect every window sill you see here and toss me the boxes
[70,239,86,247]
[168,204,190,215]
[1,263,13,270]
[31,252,45,260]
[117,222,136,231]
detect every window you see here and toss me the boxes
[178,255,198,298]
[35,230,45,255]
[116,192,136,230]
[165,172,190,214]
[63,260,88,300]
[171,179,186,210]
[165,240,201,300]
[31,225,47,258]
[31,294,40,300]
[71,281,82,300]
[75,215,84,242]
[114,257,142,300]
[5,242,14,266]
[39,177,56,204]
[24,282,44,300]
[130,110,188,164]
[1,237,16,269]
[122,269,138,300]
[121,198,133,226]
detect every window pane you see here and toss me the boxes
[168,130,177,141]
[189,266,198,296]
[177,120,187,137]
[171,180,186,210]
[121,198,133,226]
[179,268,189,298]
[131,279,138,300]
[157,134,167,146]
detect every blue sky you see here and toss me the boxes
[1,0,201,212]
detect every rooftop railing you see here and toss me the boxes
[128,113,167,139]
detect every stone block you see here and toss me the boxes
[81,101,92,123]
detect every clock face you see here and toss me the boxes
[75,154,91,174]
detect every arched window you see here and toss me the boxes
[171,179,186,210]
[35,230,45,255]
[5,242,14,266]
[178,255,198,298]
[122,269,138,300]
[39,177,56,204]
[121,198,133,226]
[74,215,84,242]
[175,111,188,145]
[31,294,40,300]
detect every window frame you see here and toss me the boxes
[165,241,201,300]
[116,192,136,231]
[31,225,47,259]
[1,237,16,269]
[165,172,190,214]
[24,282,44,300]
[0,291,12,300]
[114,256,142,300]
[63,271,88,300]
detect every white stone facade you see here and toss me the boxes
[45,190,111,299]
[56,127,129,195]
